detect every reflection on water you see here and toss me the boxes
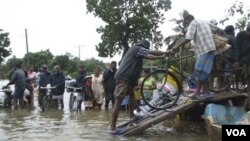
[0,92,209,141]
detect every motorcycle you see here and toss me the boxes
[0,86,13,108]
[0,86,32,108]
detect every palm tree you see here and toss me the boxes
[164,10,195,77]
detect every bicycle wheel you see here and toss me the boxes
[42,96,47,112]
[3,95,11,108]
[231,80,248,93]
[72,96,78,110]
[140,70,182,110]
[69,93,74,110]
[231,67,248,93]
[208,69,232,93]
[76,93,83,111]
[208,54,233,93]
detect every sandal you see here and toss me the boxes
[111,128,122,135]
[190,95,199,100]
[197,93,213,100]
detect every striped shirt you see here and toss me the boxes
[185,19,216,57]
[136,47,149,58]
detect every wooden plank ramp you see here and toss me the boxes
[115,91,248,136]
[115,96,195,136]
[210,91,248,102]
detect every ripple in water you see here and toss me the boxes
[0,92,209,141]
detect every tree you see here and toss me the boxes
[220,0,250,31]
[164,10,190,46]
[0,29,11,63]
[51,55,70,71]
[0,63,8,79]
[2,49,106,79]
[65,52,75,60]
[67,57,79,77]
[86,0,172,58]
[5,56,23,79]
[23,49,54,71]
[163,10,195,74]
[82,58,105,74]
[6,56,23,70]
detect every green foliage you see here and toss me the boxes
[20,50,106,78]
[6,56,23,70]
[51,55,70,71]
[164,10,190,47]
[82,57,105,74]
[65,52,75,60]
[164,10,195,74]
[2,52,106,79]
[66,58,79,77]
[86,0,172,58]
[220,0,250,31]
[0,29,11,63]
[170,10,190,35]
[0,56,23,79]
[143,59,165,72]
[23,49,54,71]
[0,63,8,79]
[4,56,23,79]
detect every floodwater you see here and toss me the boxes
[0,83,210,141]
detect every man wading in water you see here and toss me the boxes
[110,39,170,131]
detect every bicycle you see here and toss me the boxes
[207,52,248,93]
[67,86,83,111]
[140,52,194,110]
[39,85,57,112]
[140,49,249,111]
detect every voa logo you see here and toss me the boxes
[226,129,246,136]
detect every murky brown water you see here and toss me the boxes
[0,92,210,141]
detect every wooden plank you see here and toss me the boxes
[211,91,248,101]
[122,102,195,136]
[190,91,248,103]
[117,97,190,129]
[118,91,248,136]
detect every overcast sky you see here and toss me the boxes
[0,0,249,63]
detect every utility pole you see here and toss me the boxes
[75,45,84,60]
[25,28,29,54]
[25,28,30,66]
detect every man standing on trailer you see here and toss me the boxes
[171,14,218,99]
[235,22,250,95]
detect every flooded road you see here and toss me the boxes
[0,92,210,141]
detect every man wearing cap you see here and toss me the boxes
[110,39,169,131]
[235,22,250,94]
[38,64,51,108]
